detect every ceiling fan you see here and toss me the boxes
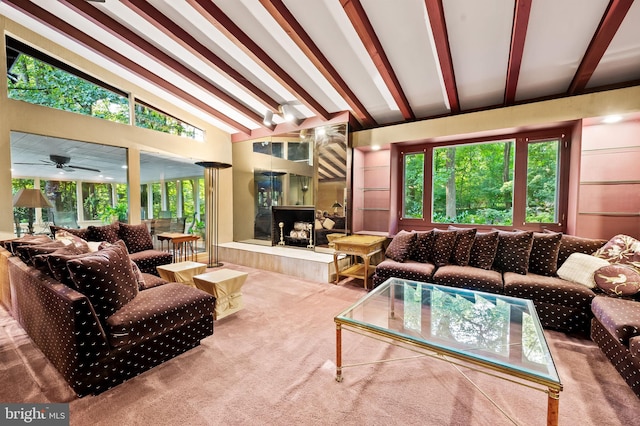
[15,154,101,173]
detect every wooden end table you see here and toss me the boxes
[332,234,387,290]
[156,232,200,262]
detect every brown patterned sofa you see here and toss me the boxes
[373,228,640,397]
[2,237,216,397]
[51,222,172,275]
[373,228,608,334]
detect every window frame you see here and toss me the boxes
[396,127,570,233]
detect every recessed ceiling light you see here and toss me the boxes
[603,115,622,124]
[371,145,381,151]
[106,177,114,180]
[121,165,128,169]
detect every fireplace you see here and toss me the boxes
[272,206,315,247]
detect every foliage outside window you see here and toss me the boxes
[83,182,128,223]
[433,140,515,225]
[7,53,129,124]
[401,132,565,228]
[403,152,424,218]
[135,103,203,141]
[42,180,77,223]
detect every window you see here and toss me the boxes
[6,37,129,124]
[135,102,204,141]
[433,140,514,225]
[399,130,567,230]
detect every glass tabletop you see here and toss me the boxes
[335,277,561,387]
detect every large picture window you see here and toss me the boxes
[400,129,567,230]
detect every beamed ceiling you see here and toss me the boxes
[1,0,639,139]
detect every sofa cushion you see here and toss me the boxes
[50,225,89,240]
[385,230,415,262]
[118,222,154,253]
[128,249,173,275]
[67,243,139,325]
[528,232,562,276]
[87,222,120,243]
[492,231,533,275]
[373,259,436,287]
[14,241,65,265]
[45,250,99,287]
[430,229,457,266]
[432,265,503,294]
[504,271,596,311]
[557,253,610,289]
[54,229,90,252]
[468,231,499,270]
[410,231,433,263]
[105,282,215,348]
[448,226,477,266]
[551,232,606,270]
[6,235,53,255]
[140,273,168,290]
[591,296,640,345]
[593,234,640,273]
[31,244,87,275]
[594,264,640,297]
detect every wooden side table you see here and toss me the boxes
[156,232,200,262]
[333,235,387,290]
[156,261,207,287]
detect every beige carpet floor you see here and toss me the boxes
[1,263,639,425]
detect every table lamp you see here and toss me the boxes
[13,188,53,234]
[332,201,343,215]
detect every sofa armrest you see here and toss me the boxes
[8,256,110,380]
[591,295,640,345]
[630,335,640,358]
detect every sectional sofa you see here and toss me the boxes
[372,228,640,397]
[1,224,216,396]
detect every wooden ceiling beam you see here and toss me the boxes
[423,0,460,114]
[120,0,280,115]
[61,0,266,128]
[259,0,376,128]
[341,0,415,121]
[3,0,251,134]
[504,0,532,105]
[568,0,633,95]
[186,0,331,121]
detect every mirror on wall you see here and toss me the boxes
[232,123,349,250]
[10,131,128,235]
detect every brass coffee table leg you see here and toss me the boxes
[547,388,560,426]
[335,323,343,382]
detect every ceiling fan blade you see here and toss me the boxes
[14,162,46,165]
[68,164,101,172]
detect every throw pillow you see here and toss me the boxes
[430,229,457,267]
[50,225,89,241]
[118,222,154,253]
[385,230,415,262]
[469,231,499,270]
[593,234,640,273]
[448,226,477,266]
[315,219,324,230]
[410,231,433,263]
[31,244,86,275]
[87,222,120,243]
[528,232,562,276]
[14,241,65,265]
[492,231,534,275]
[6,235,53,255]
[66,242,139,324]
[549,232,607,269]
[557,253,610,288]
[322,218,335,230]
[46,250,99,288]
[594,264,640,297]
[54,229,90,252]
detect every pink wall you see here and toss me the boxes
[577,119,640,239]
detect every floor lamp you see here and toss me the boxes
[196,161,232,268]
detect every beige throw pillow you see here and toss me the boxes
[557,253,610,288]
[323,218,335,230]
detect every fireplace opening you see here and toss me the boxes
[272,206,315,247]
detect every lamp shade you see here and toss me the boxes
[12,188,53,209]
[332,202,343,208]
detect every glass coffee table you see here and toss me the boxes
[335,277,562,426]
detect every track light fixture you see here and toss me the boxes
[263,110,274,126]
[280,104,296,122]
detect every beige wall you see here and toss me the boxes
[1,17,233,242]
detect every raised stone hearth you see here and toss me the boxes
[218,242,349,283]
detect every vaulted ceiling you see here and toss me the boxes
[2,0,639,139]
